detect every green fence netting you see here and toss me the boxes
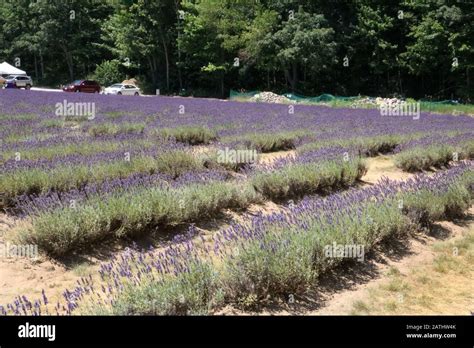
[229,90,360,103]
[229,90,260,99]
[230,90,461,106]
[283,93,359,103]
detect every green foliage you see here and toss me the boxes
[402,182,471,225]
[394,145,454,172]
[252,159,366,199]
[20,181,261,256]
[103,261,221,315]
[223,229,319,300]
[1,138,154,161]
[0,150,203,200]
[88,122,145,137]
[0,0,472,99]
[92,60,124,87]
[242,132,304,152]
[155,126,218,145]
[271,10,336,91]
[223,174,472,306]
[82,165,473,314]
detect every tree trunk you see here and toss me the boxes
[39,50,44,79]
[467,67,470,102]
[148,56,156,87]
[34,53,38,81]
[220,72,225,98]
[175,0,183,91]
[284,68,290,89]
[152,56,159,88]
[421,75,424,98]
[160,33,170,91]
[286,62,298,92]
[303,63,306,85]
[62,45,74,81]
[398,68,402,95]
[220,48,225,98]
[177,38,183,91]
[67,53,74,81]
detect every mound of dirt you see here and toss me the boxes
[121,78,139,86]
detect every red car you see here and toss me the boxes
[63,80,101,93]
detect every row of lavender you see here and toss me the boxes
[2,90,473,163]
[2,162,472,315]
[1,90,473,256]
[3,95,370,256]
[2,91,472,201]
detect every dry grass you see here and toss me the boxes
[350,224,474,315]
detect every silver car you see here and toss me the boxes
[5,75,33,89]
[103,83,140,96]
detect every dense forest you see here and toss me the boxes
[0,0,472,100]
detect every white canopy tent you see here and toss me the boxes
[0,62,26,75]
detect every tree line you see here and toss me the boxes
[0,0,472,100]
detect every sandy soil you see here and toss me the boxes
[257,150,296,164]
[361,155,413,184]
[0,214,101,307]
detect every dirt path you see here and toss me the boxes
[361,155,413,184]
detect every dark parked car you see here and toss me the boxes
[63,80,101,93]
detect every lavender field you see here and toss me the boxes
[0,90,473,315]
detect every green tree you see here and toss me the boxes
[103,0,177,91]
[270,9,336,92]
[92,60,124,87]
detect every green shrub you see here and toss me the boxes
[241,131,310,153]
[87,261,221,315]
[298,134,408,156]
[222,173,473,306]
[402,182,471,225]
[223,230,318,301]
[456,141,474,160]
[355,135,401,156]
[394,146,453,172]
[0,150,202,200]
[83,170,472,313]
[21,181,261,256]
[156,126,218,145]
[155,150,203,178]
[251,159,366,199]
[223,200,409,304]
[92,60,125,87]
[88,122,145,137]
[1,140,152,161]
[201,146,258,172]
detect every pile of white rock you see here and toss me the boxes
[375,97,405,106]
[250,91,292,104]
[351,97,405,108]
